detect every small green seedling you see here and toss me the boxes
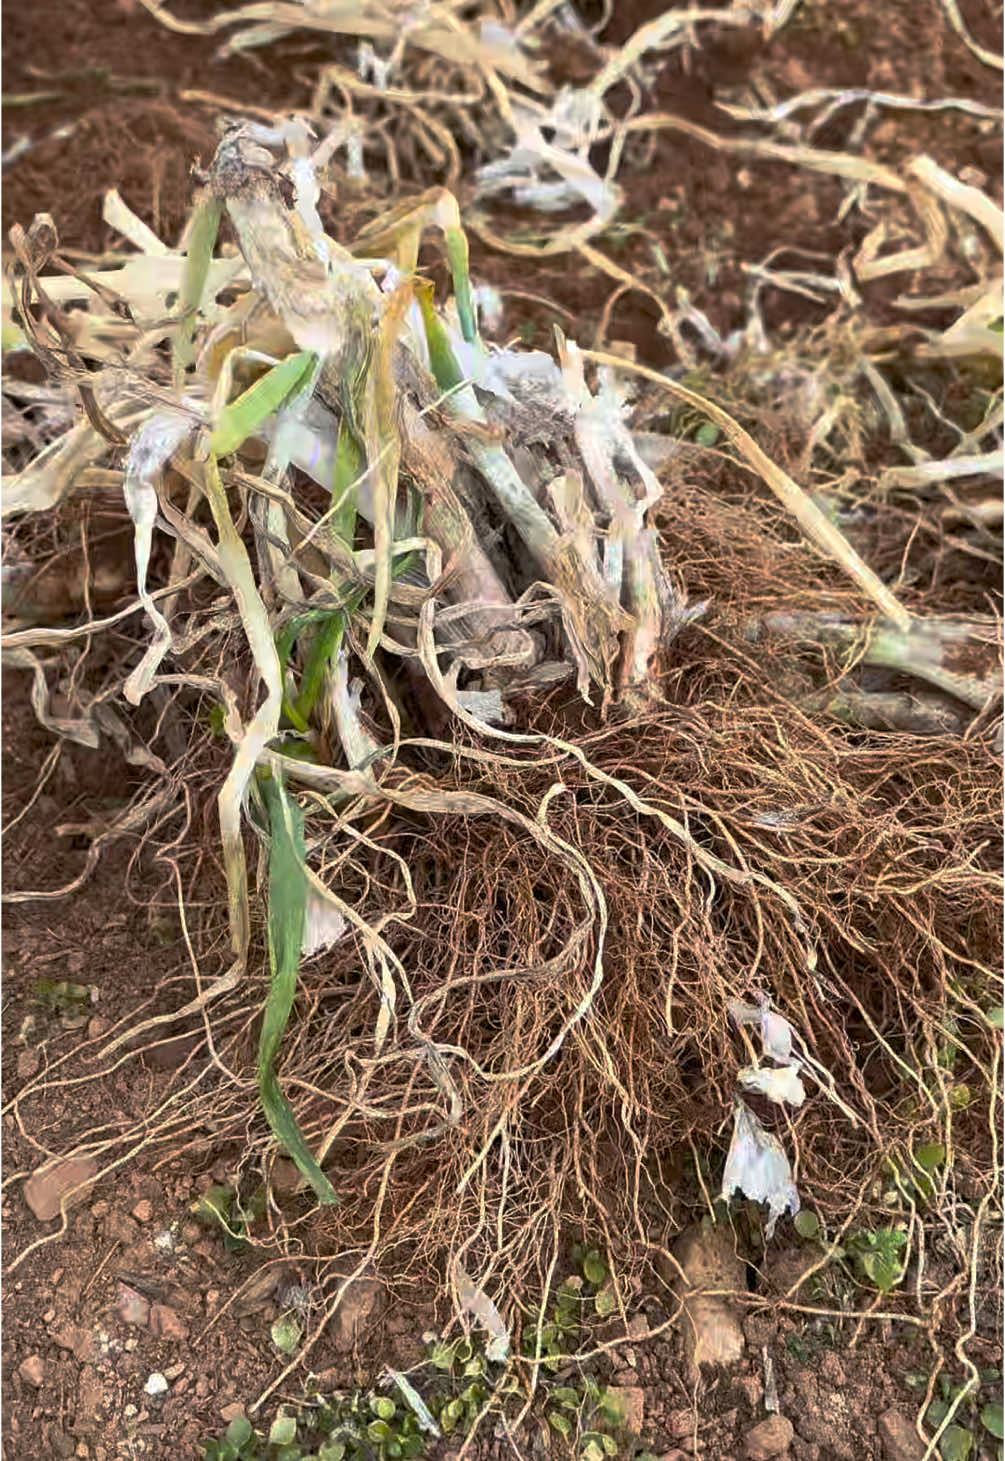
[202,1384,429,1461]
[914,1369,1005,1461]
[201,1246,626,1460]
[883,1141,948,1212]
[846,1227,908,1293]
[422,1334,492,1436]
[521,1247,620,1372]
[191,1182,266,1253]
[793,1210,820,1240]
[271,1311,303,1356]
[206,702,229,740]
[547,1374,643,1459]
[32,979,90,1011]
[203,1413,256,1461]
[936,1016,961,1072]
[269,1413,298,1446]
[579,1249,609,1286]
[193,1182,235,1226]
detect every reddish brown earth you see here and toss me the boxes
[3,0,1002,1457]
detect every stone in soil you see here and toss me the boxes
[75,1366,108,1427]
[665,1223,746,1375]
[233,1263,290,1317]
[52,1323,99,1364]
[736,1374,764,1411]
[116,1283,150,1327]
[131,1198,153,1223]
[270,1158,301,1192]
[760,1244,822,1298]
[17,1048,40,1079]
[23,1156,99,1221]
[877,1410,926,1461]
[819,1350,845,1385]
[745,1415,794,1460]
[780,1374,857,1461]
[149,1303,188,1341]
[666,1409,694,1439]
[332,1273,385,1353]
[18,1354,46,1387]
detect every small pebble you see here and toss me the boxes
[19,1354,46,1388]
[144,1373,169,1397]
[17,1049,40,1080]
[116,1283,150,1328]
[24,1156,99,1222]
[745,1414,794,1460]
[132,1199,154,1224]
[149,1303,188,1342]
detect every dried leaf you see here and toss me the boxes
[721,1101,800,1238]
[738,1063,806,1107]
[452,1260,510,1362]
[122,411,192,704]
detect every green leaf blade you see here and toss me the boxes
[210,351,317,457]
[174,195,223,376]
[258,776,338,1206]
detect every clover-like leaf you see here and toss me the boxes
[269,1413,298,1445]
[915,1142,946,1173]
[982,1403,1004,1440]
[582,1251,608,1285]
[594,1286,617,1317]
[271,1312,303,1355]
[939,1425,973,1461]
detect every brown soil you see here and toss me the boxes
[474,0,1003,362]
[3,1,1002,1459]
[2,0,321,252]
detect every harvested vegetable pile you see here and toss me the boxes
[2,1,1002,1438]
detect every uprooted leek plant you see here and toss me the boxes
[2,121,1001,1387]
[3,117,722,1202]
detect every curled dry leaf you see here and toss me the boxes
[721,1101,800,1238]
